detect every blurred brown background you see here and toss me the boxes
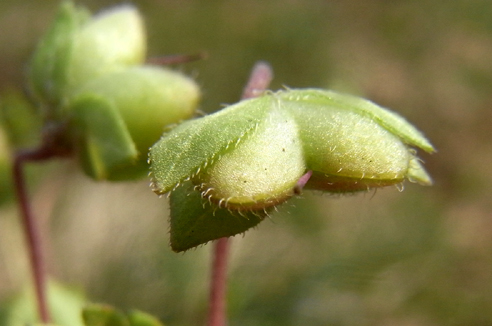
[1,0,492,325]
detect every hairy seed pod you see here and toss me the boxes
[149,88,434,250]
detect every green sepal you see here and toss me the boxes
[407,156,433,185]
[169,180,266,252]
[28,1,90,109]
[0,90,42,148]
[70,94,138,181]
[279,89,434,187]
[279,89,435,153]
[82,304,129,326]
[150,96,273,194]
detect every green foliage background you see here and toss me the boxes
[1,0,492,325]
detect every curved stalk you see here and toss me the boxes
[12,125,71,323]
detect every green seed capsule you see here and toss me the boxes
[151,88,434,201]
[150,88,434,250]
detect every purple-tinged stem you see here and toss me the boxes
[12,125,71,324]
[146,52,207,65]
[241,61,274,100]
[207,61,274,326]
[207,237,229,326]
[13,149,52,323]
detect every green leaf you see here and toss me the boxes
[150,95,273,194]
[127,310,165,326]
[0,90,42,148]
[0,281,86,326]
[82,304,129,326]
[169,180,267,252]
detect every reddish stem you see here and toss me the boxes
[207,61,274,326]
[146,52,207,65]
[13,150,52,323]
[12,125,71,324]
[241,61,274,100]
[207,238,229,326]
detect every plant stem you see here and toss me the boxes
[241,61,275,100]
[207,238,229,326]
[12,125,71,324]
[146,52,207,65]
[207,61,273,326]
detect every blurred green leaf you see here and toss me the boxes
[82,304,165,326]
[0,90,42,148]
[82,304,129,326]
[127,310,165,326]
[0,281,86,326]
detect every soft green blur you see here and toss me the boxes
[1,0,492,325]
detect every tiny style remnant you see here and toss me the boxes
[149,88,435,252]
[28,1,200,181]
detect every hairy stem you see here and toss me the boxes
[207,61,274,326]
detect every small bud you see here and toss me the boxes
[68,66,200,180]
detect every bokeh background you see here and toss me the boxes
[1,0,492,325]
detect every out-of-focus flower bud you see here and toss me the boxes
[26,2,200,181]
[67,66,200,181]
[28,2,145,117]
